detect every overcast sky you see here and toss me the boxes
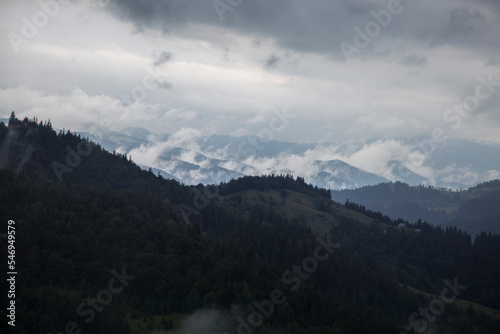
[1,0,499,144]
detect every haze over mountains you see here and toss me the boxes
[75,122,500,190]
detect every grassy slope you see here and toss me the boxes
[219,188,384,235]
[404,284,500,321]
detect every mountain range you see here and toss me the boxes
[73,122,500,190]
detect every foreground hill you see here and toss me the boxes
[1,116,500,333]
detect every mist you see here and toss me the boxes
[124,127,500,189]
[156,309,233,334]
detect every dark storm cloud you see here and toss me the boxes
[104,0,500,60]
[105,0,204,33]
[104,0,384,59]
[103,0,226,29]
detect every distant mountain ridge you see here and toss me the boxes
[78,124,393,188]
[331,180,500,236]
[76,123,500,190]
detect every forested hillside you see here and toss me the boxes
[1,116,499,333]
[331,181,500,236]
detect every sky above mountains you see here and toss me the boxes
[1,0,499,145]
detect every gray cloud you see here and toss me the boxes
[251,36,262,48]
[264,54,280,70]
[157,81,172,90]
[153,51,172,67]
[399,54,428,68]
[430,7,489,46]
[486,58,500,67]
[448,7,488,34]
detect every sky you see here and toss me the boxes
[1,0,499,145]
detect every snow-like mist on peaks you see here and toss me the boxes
[78,125,500,189]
